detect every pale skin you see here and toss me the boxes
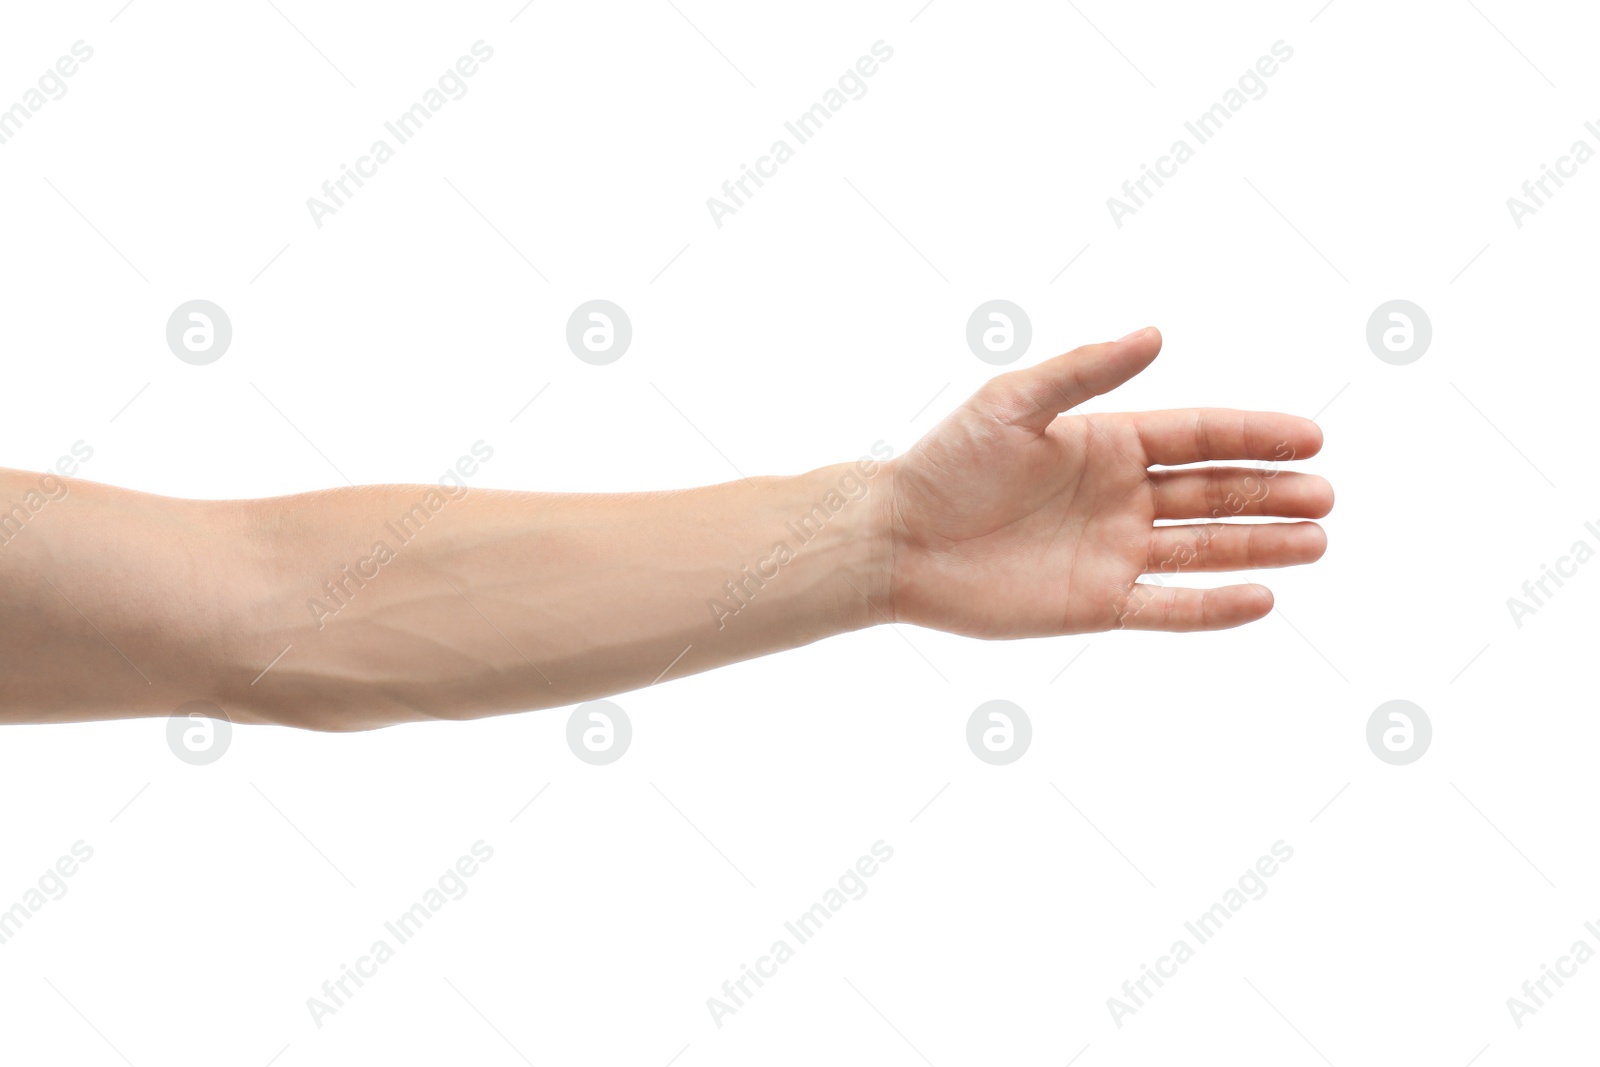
[0,328,1331,731]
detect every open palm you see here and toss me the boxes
[884,329,1332,636]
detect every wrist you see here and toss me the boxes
[804,448,896,634]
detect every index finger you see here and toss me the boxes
[1131,408,1323,466]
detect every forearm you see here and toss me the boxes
[0,459,894,730]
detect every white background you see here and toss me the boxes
[1,0,1596,1063]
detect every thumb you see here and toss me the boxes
[978,327,1162,434]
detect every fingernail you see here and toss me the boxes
[1118,327,1150,342]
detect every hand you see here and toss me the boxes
[880,328,1332,636]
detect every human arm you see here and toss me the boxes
[0,328,1331,731]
